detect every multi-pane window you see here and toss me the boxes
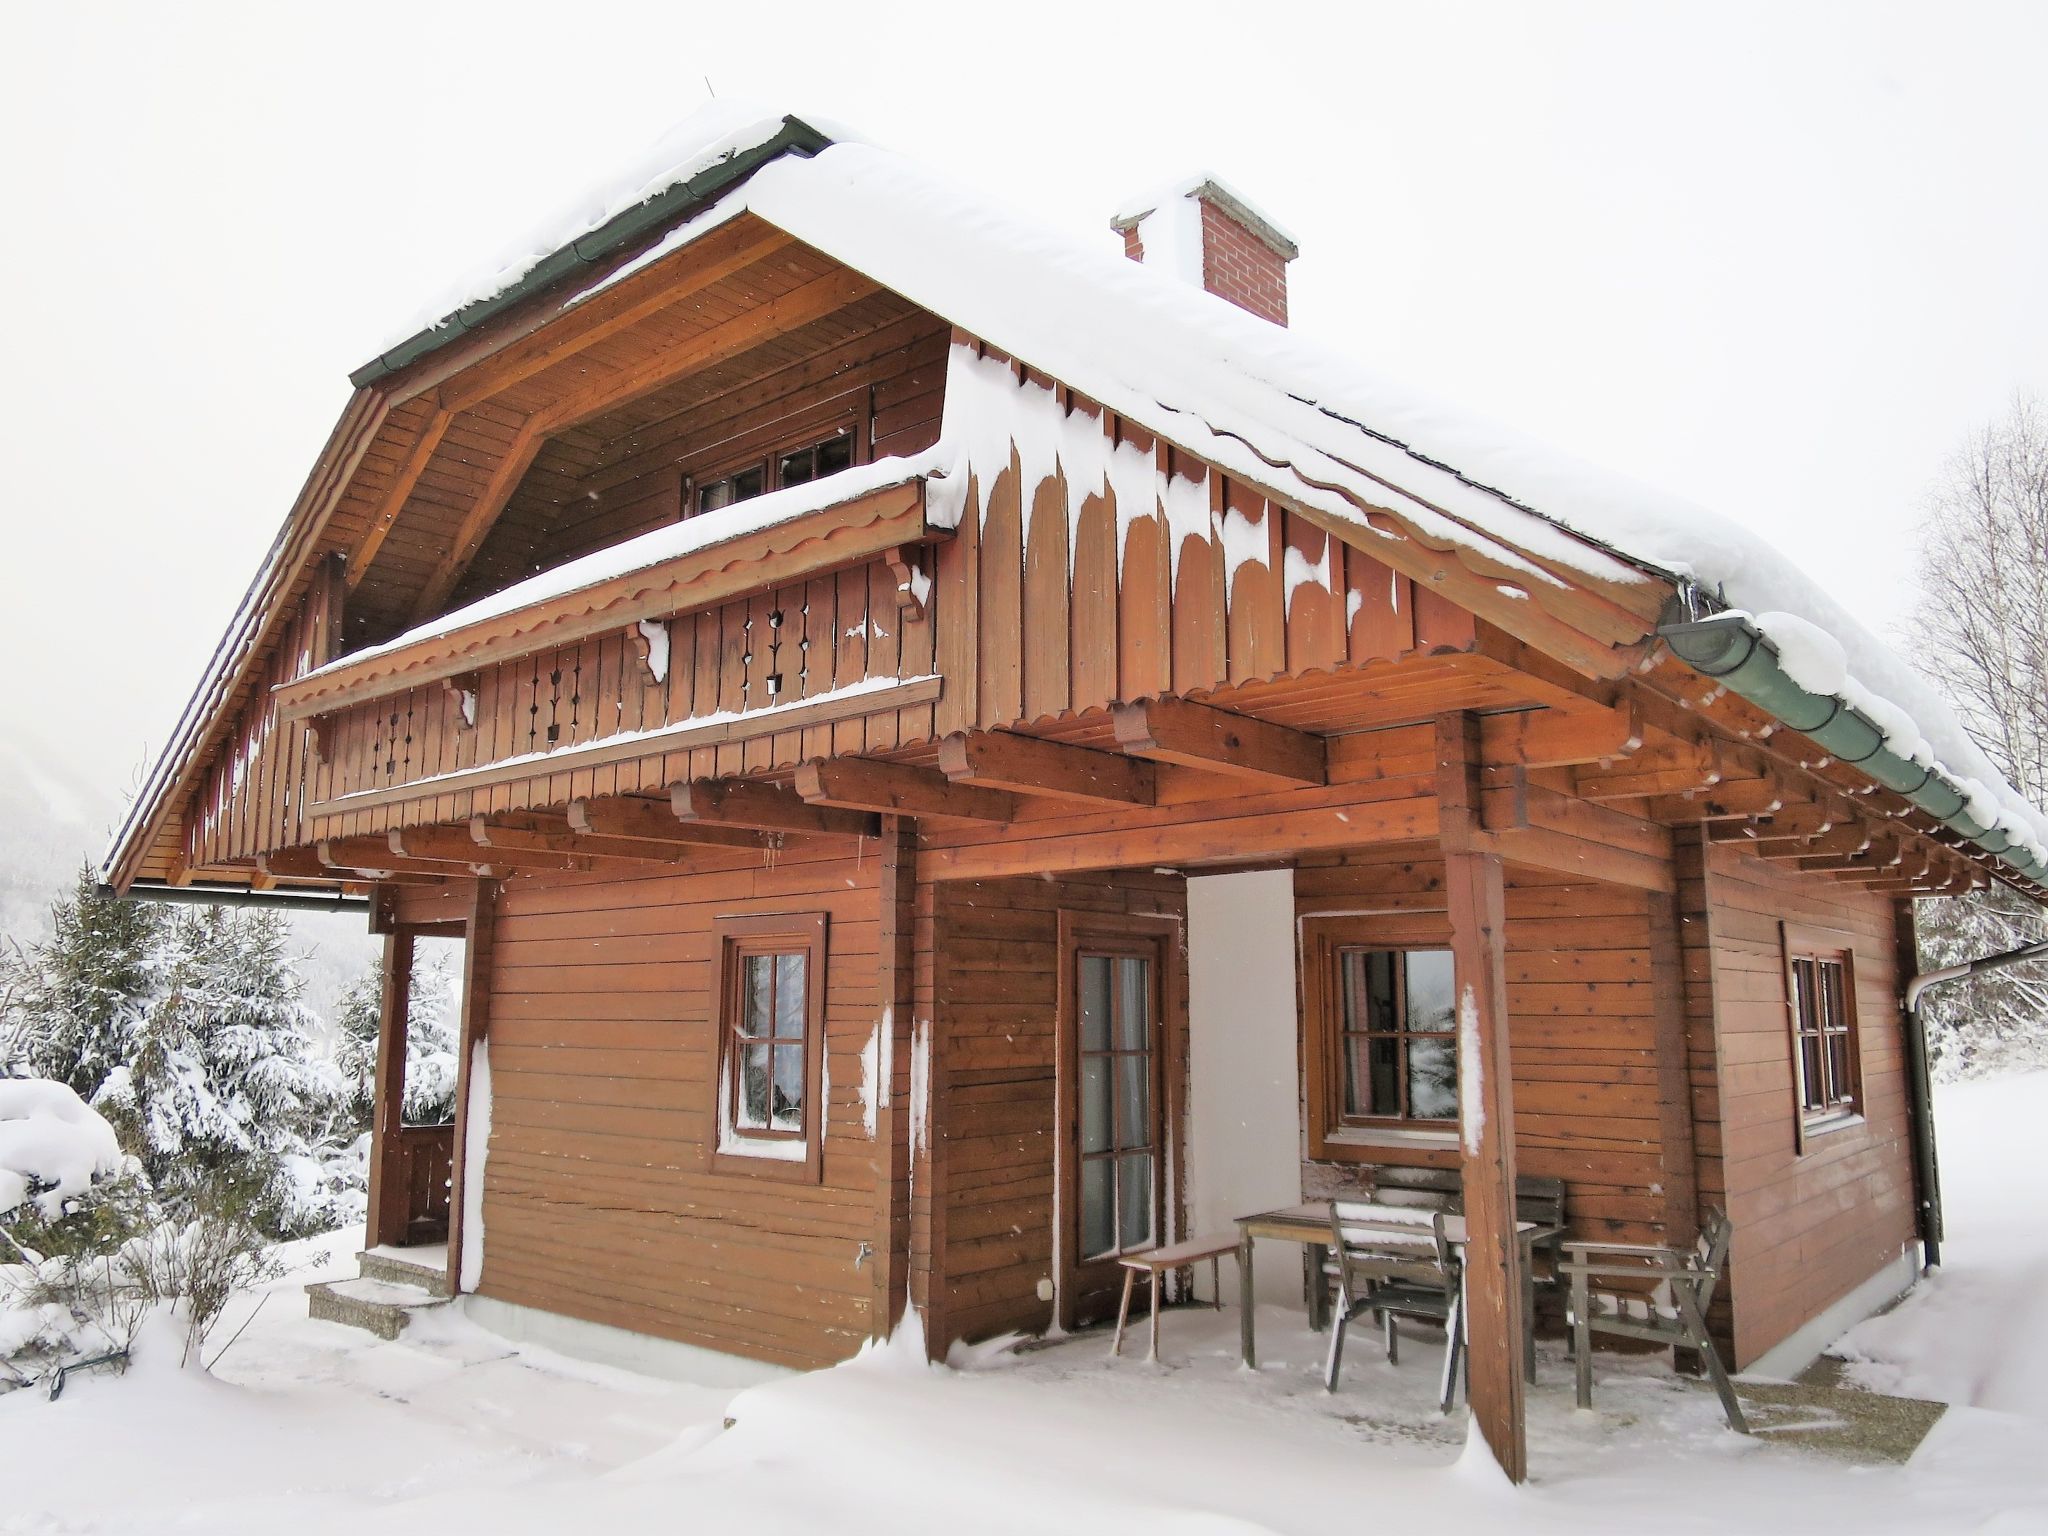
[691,428,856,517]
[730,950,809,1136]
[1077,951,1158,1261]
[1336,948,1458,1124]
[713,913,826,1178]
[1789,947,1858,1124]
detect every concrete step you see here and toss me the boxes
[305,1275,451,1341]
[358,1246,453,1298]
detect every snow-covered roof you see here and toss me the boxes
[106,105,2048,892]
[397,107,2040,866]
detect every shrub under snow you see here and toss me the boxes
[0,1078,125,1222]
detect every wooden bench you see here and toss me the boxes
[1111,1233,1238,1362]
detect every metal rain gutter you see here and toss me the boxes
[1660,611,2047,883]
[105,881,370,916]
[348,116,835,390]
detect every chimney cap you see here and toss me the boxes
[1110,173,1299,262]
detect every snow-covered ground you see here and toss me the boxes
[5,1077,2047,1535]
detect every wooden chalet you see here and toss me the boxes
[101,112,2048,1480]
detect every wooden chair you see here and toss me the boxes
[1560,1205,1748,1433]
[1346,1166,1568,1382]
[1323,1201,1464,1411]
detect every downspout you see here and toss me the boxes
[1658,608,2048,882]
[1901,938,2048,1268]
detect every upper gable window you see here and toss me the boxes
[691,426,858,518]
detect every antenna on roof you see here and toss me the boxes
[704,75,717,99]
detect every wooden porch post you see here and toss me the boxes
[871,817,917,1339]
[1435,712,1528,1484]
[364,928,415,1251]
[445,878,498,1295]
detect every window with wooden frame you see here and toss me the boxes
[688,423,860,518]
[1783,924,1862,1143]
[711,913,828,1180]
[1302,917,1460,1157]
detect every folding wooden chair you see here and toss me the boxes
[1323,1201,1464,1412]
[1561,1205,1748,1432]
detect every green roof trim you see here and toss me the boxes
[348,115,835,389]
[1661,611,2046,883]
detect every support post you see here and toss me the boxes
[364,929,415,1250]
[1435,712,1529,1484]
[871,819,916,1339]
[445,879,498,1295]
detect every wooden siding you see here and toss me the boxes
[928,872,1189,1346]
[184,559,342,869]
[1684,838,1917,1367]
[472,846,886,1369]
[1294,848,1684,1260]
[186,552,938,860]
[300,556,936,839]
[934,342,1474,738]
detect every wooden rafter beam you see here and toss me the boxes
[259,847,441,886]
[1111,697,1326,787]
[1478,699,1644,770]
[349,406,453,588]
[467,814,692,866]
[434,222,796,414]
[795,757,1015,822]
[316,838,486,879]
[545,267,880,433]
[1643,773,1798,823]
[389,826,596,874]
[937,730,1158,806]
[673,778,880,839]
[566,796,772,849]
[406,420,545,624]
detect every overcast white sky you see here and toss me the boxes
[5,1,2046,824]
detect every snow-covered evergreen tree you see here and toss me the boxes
[0,866,160,1097]
[3,883,359,1237]
[332,947,458,1133]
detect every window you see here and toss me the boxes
[690,426,857,518]
[1784,926,1860,1139]
[1301,918,1461,1159]
[1076,950,1159,1260]
[712,913,827,1180]
[1335,948,1459,1124]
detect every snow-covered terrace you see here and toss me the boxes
[8,1072,2046,1534]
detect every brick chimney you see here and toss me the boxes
[1111,176,1299,326]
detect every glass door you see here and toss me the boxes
[1076,949,1160,1262]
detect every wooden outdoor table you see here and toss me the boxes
[1234,1203,1558,1376]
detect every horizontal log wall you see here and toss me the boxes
[471,846,887,1369]
[935,340,1473,737]
[930,871,1188,1347]
[1295,847,1682,1255]
[1688,839,1916,1368]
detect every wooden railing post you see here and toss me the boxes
[365,928,415,1250]
[1435,712,1529,1484]
[446,878,498,1294]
